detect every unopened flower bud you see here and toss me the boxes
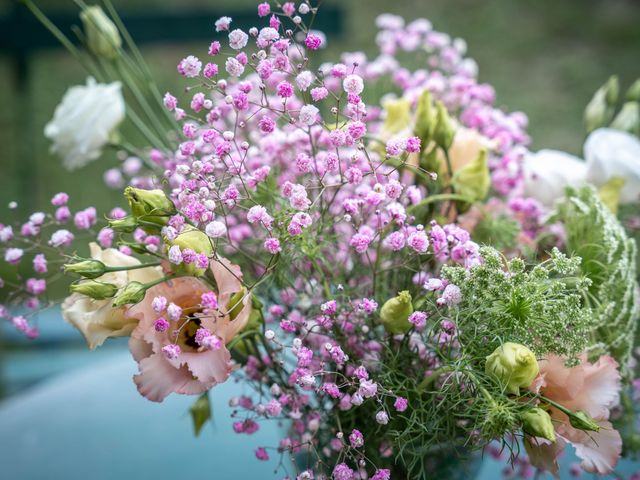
[64,259,106,279]
[112,281,147,307]
[584,76,618,133]
[380,290,414,334]
[70,280,118,300]
[433,101,455,152]
[626,78,640,102]
[414,89,435,144]
[125,187,176,233]
[521,407,556,442]
[165,227,213,276]
[569,411,600,432]
[611,101,640,135]
[108,216,138,232]
[80,6,121,60]
[485,342,539,395]
[226,288,247,320]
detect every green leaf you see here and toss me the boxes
[451,148,490,203]
[190,392,211,436]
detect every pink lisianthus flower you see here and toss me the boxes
[127,257,252,402]
[525,354,622,476]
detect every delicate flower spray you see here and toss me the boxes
[3,1,639,479]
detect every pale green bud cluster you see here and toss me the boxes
[125,187,177,233]
[380,291,414,334]
[80,6,122,60]
[485,342,539,395]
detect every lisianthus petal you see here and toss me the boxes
[211,256,244,296]
[133,352,202,402]
[129,336,153,362]
[577,355,621,419]
[524,436,563,477]
[559,421,622,475]
[183,348,233,385]
[538,355,585,402]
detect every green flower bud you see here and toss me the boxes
[452,148,490,203]
[569,411,600,432]
[166,227,213,277]
[482,399,518,439]
[112,281,147,307]
[626,79,640,102]
[611,101,640,135]
[485,342,539,395]
[125,187,176,233]
[108,216,138,233]
[604,75,619,105]
[414,89,435,144]
[584,76,618,133]
[521,408,556,442]
[433,101,455,152]
[70,280,118,300]
[64,259,107,279]
[380,291,414,334]
[226,288,247,321]
[80,6,122,60]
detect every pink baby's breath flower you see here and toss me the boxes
[49,229,74,248]
[343,74,364,95]
[299,104,319,126]
[163,92,177,111]
[225,57,244,77]
[438,284,462,306]
[257,2,270,17]
[407,230,429,253]
[51,192,69,206]
[215,16,232,32]
[208,41,221,55]
[309,87,328,102]
[31,254,47,274]
[305,33,322,50]
[277,81,294,98]
[333,463,354,480]
[394,396,409,412]
[26,278,46,295]
[264,237,281,254]
[255,447,269,461]
[228,29,248,50]
[177,55,202,77]
[349,429,364,448]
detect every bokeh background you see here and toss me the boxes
[2,0,640,219]
[0,1,639,478]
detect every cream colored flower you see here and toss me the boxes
[441,126,494,173]
[62,243,162,349]
[45,77,125,170]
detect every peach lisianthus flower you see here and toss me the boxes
[525,354,622,476]
[127,257,251,402]
[62,242,162,349]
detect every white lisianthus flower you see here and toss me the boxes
[523,149,587,207]
[62,243,162,349]
[524,128,640,207]
[585,128,640,204]
[45,77,125,170]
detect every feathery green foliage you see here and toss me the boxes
[551,186,639,373]
[441,246,592,362]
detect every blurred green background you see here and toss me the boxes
[1,0,639,220]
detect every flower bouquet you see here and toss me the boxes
[3,1,640,479]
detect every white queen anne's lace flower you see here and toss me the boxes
[44,77,125,170]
